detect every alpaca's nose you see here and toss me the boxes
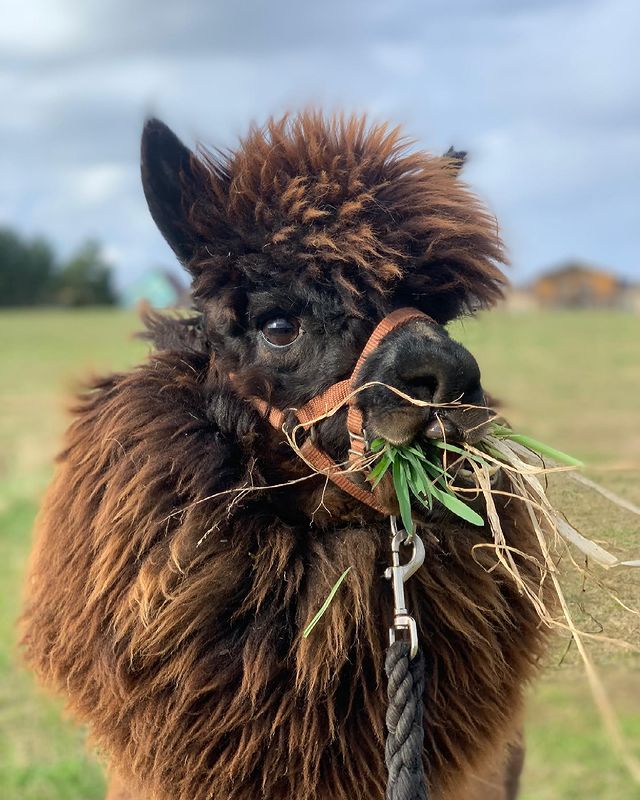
[394,355,475,440]
[354,318,487,446]
[392,325,483,407]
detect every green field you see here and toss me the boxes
[1,309,639,799]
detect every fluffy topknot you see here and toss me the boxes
[184,112,508,321]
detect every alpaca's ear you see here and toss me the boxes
[443,146,467,176]
[141,118,202,266]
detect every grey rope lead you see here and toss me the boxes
[385,641,426,800]
[384,517,427,800]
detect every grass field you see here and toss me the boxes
[1,308,639,799]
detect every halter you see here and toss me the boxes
[248,307,431,514]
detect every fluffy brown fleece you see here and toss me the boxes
[22,112,550,800]
[179,112,507,322]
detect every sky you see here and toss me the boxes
[1,0,639,289]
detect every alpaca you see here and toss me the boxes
[22,112,550,800]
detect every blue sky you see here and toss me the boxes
[1,0,638,288]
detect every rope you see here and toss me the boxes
[385,641,427,800]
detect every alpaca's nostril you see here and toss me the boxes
[403,373,438,397]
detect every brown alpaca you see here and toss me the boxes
[22,112,550,800]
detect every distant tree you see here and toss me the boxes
[0,227,57,306]
[55,240,118,307]
[0,227,119,307]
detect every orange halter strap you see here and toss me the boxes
[245,307,431,515]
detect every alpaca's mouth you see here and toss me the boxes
[365,406,430,447]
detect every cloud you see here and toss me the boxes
[67,163,130,206]
[1,0,639,287]
[0,0,84,57]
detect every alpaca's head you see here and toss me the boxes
[141,112,507,454]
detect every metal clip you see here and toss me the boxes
[384,516,425,659]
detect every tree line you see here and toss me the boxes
[0,226,118,307]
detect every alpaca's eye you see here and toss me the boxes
[261,316,301,347]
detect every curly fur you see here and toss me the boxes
[180,112,507,322]
[22,112,549,800]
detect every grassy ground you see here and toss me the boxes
[1,308,638,799]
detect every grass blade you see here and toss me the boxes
[408,473,434,510]
[302,567,352,638]
[505,434,584,468]
[405,445,429,462]
[490,424,583,467]
[429,483,485,526]
[432,440,487,465]
[368,454,391,487]
[402,451,430,494]
[421,459,451,488]
[392,458,414,534]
